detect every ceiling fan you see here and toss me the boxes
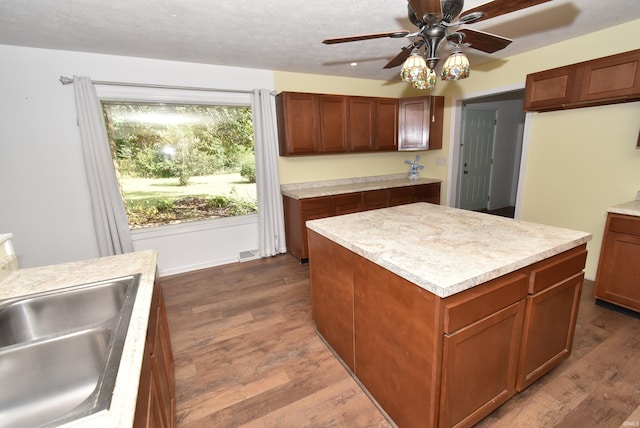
[323,0,552,87]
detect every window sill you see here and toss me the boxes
[130,214,258,241]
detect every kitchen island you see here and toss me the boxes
[0,250,171,428]
[307,203,592,428]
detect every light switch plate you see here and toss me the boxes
[436,157,447,166]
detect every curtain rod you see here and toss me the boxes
[59,76,275,95]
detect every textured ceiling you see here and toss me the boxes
[0,0,639,83]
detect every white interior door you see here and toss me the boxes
[459,109,497,211]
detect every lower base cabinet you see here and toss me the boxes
[134,282,175,428]
[309,231,587,428]
[594,213,640,314]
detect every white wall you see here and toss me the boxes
[0,44,274,274]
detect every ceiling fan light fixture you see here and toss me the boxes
[400,49,428,83]
[412,67,437,90]
[441,48,470,81]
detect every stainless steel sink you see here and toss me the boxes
[0,274,140,428]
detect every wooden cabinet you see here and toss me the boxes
[517,246,587,390]
[376,98,400,151]
[276,92,319,155]
[276,92,401,155]
[398,96,444,151]
[318,95,348,153]
[593,213,640,314]
[525,49,640,112]
[309,232,587,428]
[134,282,175,428]
[283,182,441,260]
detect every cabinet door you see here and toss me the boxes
[299,197,334,259]
[524,65,578,111]
[576,49,640,103]
[439,300,525,428]
[318,95,348,153]
[517,272,583,391]
[376,98,399,151]
[152,290,175,428]
[348,97,376,152]
[398,97,430,150]
[398,96,443,151]
[594,214,640,312]
[276,92,319,155]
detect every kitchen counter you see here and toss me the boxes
[307,203,591,298]
[607,199,640,217]
[280,173,441,200]
[0,249,158,427]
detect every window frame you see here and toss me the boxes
[96,84,258,239]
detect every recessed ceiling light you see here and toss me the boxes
[350,62,358,67]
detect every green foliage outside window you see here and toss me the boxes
[103,102,257,228]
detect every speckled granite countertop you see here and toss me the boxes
[0,250,158,427]
[607,199,640,217]
[306,203,592,298]
[281,173,442,200]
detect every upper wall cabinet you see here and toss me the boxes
[276,92,440,156]
[398,96,444,151]
[525,49,640,112]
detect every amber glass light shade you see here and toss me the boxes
[441,49,470,81]
[400,50,428,83]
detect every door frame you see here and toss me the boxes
[446,84,532,219]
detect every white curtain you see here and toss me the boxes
[72,76,133,256]
[251,89,287,257]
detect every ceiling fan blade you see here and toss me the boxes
[461,0,552,23]
[459,28,512,53]
[323,31,410,44]
[383,46,414,69]
[407,0,442,21]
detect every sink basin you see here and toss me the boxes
[0,279,129,347]
[0,274,140,428]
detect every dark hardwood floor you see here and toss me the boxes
[159,254,640,428]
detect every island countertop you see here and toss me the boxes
[306,203,592,298]
[0,250,158,427]
[281,173,441,200]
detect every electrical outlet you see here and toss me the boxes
[636,190,640,200]
[436,157,447,166]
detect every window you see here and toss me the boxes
[102,101,257,229]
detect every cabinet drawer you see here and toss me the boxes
[444,273,528,334]
[413,183,440,203]
[529,246,587,294]
[609,214,640,236]
[300,197,333,212]
[334,193,362,215]
[389,187,414,206]
[363,189,389,209]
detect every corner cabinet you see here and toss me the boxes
[134,281,176,428]
[525,49,640,112]
[593,213,640,314]
[398,96,444,151]
[277,92,444,155]
[283,182,441,261]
